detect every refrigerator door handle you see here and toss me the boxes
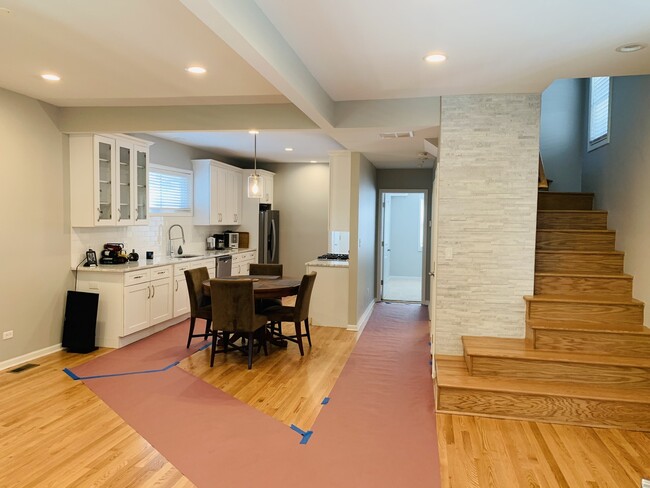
[270,218,277,263]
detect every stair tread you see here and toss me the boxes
[538,191,595,196]
[437,355,650,403]
[536,229,614,234]
[462,336,650,367]
[527,319,650,334]
[524,294,644,305]
[535,272,633,279]
[536,249,622,255]
[538,210,607,214]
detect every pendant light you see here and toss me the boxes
[247,130,264,198]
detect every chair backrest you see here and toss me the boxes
[294,272,317,321]
[184,267,210,315]
[209,279,257,333]
[249,263,283,277]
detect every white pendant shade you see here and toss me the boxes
[247,173,263,198]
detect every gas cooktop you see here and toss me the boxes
[317,253,349,261]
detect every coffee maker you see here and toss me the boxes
[213,233,226,250]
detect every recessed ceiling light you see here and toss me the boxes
[185,66,206,74]
[310,160,317,163]
[615,43,646,53]
[284,147,294,152]
[41,73,61,81]
[248,129,259,135]
[424,53,447,63]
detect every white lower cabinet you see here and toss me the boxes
[232,251,257,276]
[173,259,215,317]
[123,267,173,336]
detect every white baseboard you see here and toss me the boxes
[0,343,63,373]
[347,300,375,334]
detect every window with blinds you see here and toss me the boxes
[588,77,612,151]
[149,164,193,216]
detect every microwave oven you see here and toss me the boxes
[224,232,239,249]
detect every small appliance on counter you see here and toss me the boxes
[213,233,226,250]
[223,231,239,249]
[206,236,216,250]
[99,243,128,265]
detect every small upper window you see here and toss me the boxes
[149,164,193,216]
[587,77,612,151]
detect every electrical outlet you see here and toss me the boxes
[2,330,14,340]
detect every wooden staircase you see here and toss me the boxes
[435,191,650,431]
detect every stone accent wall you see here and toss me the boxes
[434,94,540,355]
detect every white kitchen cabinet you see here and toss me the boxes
[123,267,173,336]
[232,250,257,276]
[328,151,352,232]
[70,133,152,227]
[193,159,243,226]
[173,259,215,317]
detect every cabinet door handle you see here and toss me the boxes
[135,208,139,220]
[147,286,151,299]
[234,213,238,221]
[151,284,155,298]
[117,208,121,221]
[97,207,101,222]
[175,280,179,291]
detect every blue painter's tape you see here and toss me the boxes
[321,397,330,405]
[65,360,181,381]
[198,343,211,351]
[290,424,306,436]
[429,360,433,366]
[63,368,80,380]
[300,431,313,444]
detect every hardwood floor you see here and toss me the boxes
[1,325,649,487]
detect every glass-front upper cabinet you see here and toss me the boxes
[117,143,133,224]
[135,145,148,224]
[95,135,116,226]
[70,133,153,227]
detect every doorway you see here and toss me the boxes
[378,191,427,302]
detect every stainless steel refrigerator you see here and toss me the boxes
[258,207,280,263]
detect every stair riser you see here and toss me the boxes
[436,386,650,431]
[537,212,608,230]
[537,194,594,211]
[535,253,624,274]
[536,231,615,251]
[467,356,650,388]
[534,275,633,297]
[527,300,643,325]
[533,330,650,358]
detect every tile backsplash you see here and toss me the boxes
[71,216,231,267]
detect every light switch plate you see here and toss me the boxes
[2,330,13,340]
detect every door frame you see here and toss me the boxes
[376,189,429,303]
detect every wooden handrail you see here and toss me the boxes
[538,154,549,190]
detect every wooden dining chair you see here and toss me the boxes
[184,267,213,348]
[265,272,317,356]
[209,278,269,369]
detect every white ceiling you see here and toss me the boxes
[3,0,650,168]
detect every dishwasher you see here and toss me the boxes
[216,255,232,277]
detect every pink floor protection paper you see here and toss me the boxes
[71,303,441,488]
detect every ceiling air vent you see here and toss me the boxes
[379,131,414,139]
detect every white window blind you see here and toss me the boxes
[588,77,611,150]
[149,164,193,215]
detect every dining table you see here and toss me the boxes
[202,275,301,349]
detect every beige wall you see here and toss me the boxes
[349,154,377,323]
[434,94,540,355]
[0,88,71,363]
[582,74,650,325]
[260,163,329,278]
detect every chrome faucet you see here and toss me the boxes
[168,224,186,256]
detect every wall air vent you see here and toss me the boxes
[379,131,414,139]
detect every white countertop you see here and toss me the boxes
[75,248,256,273]
[306,259,350,268]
